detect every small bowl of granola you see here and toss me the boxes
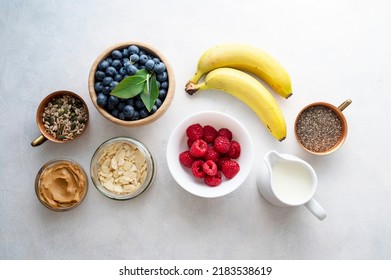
[90,136,156,200]
[31,90,89,147]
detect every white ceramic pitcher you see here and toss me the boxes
[257,150,327,220]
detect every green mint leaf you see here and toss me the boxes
[135,69,149,78]
[110,75,146,99]
[143,74,150,95]
[140,73,159,112]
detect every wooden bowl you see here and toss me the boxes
[88,41,175,126]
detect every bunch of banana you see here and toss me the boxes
[185,43,292,141]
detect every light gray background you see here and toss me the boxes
[1,0,390,259]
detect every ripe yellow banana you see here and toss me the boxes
[187,43,292,99]
[186,68,286,141]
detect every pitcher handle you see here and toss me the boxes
[305,198,327,221]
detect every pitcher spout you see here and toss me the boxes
[264,150,283,168]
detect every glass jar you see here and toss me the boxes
[35,159,88,211]
[90,136,156,200]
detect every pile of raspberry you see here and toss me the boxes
[179,123,241,187]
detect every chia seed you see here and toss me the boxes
[296,105,342,153]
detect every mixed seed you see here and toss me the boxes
[43,95,88,141]
[296,105,342,153]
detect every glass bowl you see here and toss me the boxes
[35,159,88,211]
[90,136,156,200]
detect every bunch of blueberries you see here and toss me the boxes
[94,45,169,121]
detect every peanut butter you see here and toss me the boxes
[38,161,87,209]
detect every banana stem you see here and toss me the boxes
[185,82,202,95]
[189,72,203,84]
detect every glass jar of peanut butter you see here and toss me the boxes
[35,159,88,211]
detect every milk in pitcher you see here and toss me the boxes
[271,161,313,205]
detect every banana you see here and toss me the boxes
[185,68,286,141]
[187,43,292,99]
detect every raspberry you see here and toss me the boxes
[228,141,241,159]
[204,171,222,187]
[189,139,208,158]
[221,160,240,179]
[217,128,233,141]
[217,156,230,170]
[186,123,204,141]
[179,150,195,168]
[191,160,205,178]
[204,146,220,163]
[187,138,194,149]
[202,160,218,176]
[214,136,231,154]
[203,125,217,143]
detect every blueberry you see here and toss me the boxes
[139,54,148,65]
[103,76,113,86]
[95,70,106,81]
[122,58,130,64]
[118,112,125,120]
[95,82,104,93]
[130,54,139,63]
[153,57,160,64]
[153,62,166,74]
[111,59,122,69]
[106,57,113,64]
[114,74,123,82]
[97,93,108,108]
[131,111,140,120]
[108,103,116,110]
[158,89,167,99]
[112,50,122,60]
[111,108,119,118]
[119,67,127,76]
[117,102,125,111]
[126,64,138,75]
[145,59,155,71]
[150,105,158,114]
[106,66,117,77]
[102,86,111,95]
[157,71,168,82]
[123,61,131,68]
[128,45,139,55]
[139,108,149,119]
[98,60,110,71]
[160,81,168,89]
[123,105,135,118]
[125,99,134,106]
[109,81,118,90]
[135,98,145,109]
[155,98,162,108]
[108,95,119,106]
[121,48,129,58]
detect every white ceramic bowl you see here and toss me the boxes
[166,111,254,198]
